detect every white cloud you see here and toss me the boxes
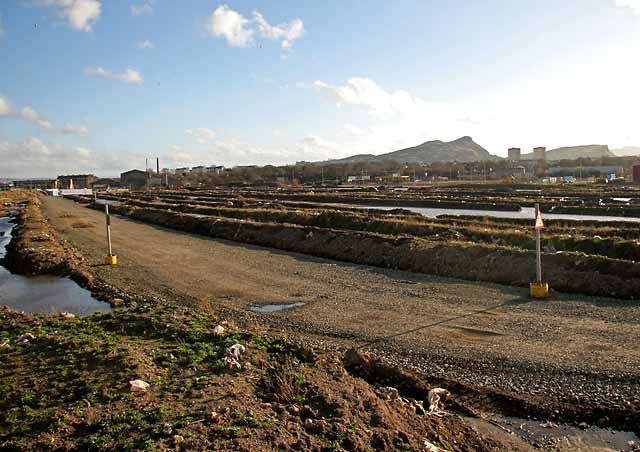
[310,76,487,158]
[0,95,88,135]
[21,106,53,130]
[61,124,89,136]
[186,128,217,144]
[296,135,342,160]
[84,66,143,84]
[314,77,426,119]
[343,123,365,136]
[310,44,640,159]
[0,96,11,116]
[205,4,304,49]
[614,0,640,14]
[40,0,102,32]
[0,137,119,177]
[131,1,154,16]
[206,4,254,47]
[253,11,304,49]
[75,146,92,157]
[137,39,154,49]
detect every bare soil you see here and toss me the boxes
[38,197,640,435]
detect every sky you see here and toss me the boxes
[1,0,640,177]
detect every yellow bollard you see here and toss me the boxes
[529,282,549,298]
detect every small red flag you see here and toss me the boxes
[534,210,544,230]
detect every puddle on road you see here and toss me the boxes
[468,415,640,452]
[0,216,111,317]
[249,302,306,313]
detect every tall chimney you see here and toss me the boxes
[157,157,160,176]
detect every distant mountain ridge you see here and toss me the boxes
[611,146,640,157]
[521,145,614,161]
[323,138,625,165]
[326,136,500,164]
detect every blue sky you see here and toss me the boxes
[1,0,640,177]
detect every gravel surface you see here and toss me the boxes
[42,197,640,417]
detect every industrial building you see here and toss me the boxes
[206,165,225,174]
[633,162,640,182]
[548,165,623,177]
[92,178,122,191]
[496,165,527,179]
[13,179,57,189]
[507,147,521,161]
[120,169,148,189]
[57,174,97,189]
[534,147,546,160]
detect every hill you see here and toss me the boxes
[612,146,640,157]
[327,136,499,164]
[522,145,614,161]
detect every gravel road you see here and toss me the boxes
[42,197,640,413]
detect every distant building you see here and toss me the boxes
[206,165,225,174]
[378,174,410,184]
[496,165,526,179]
[191,166,206,174]
[92,178,122,191]
[120,169,148,189]
[175,167,191,175]
[347,175,371,183]
[507,147,521,161]
[633,162,640,182]
[548,165,622,177]
[57,174,97,189]
[534,146,546,160]
[13,179,57,189]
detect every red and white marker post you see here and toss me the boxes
[530,203,549,297]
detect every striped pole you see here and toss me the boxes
[535,203,542,283]
[105,204,112,256]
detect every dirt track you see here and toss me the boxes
[42,197,640,416]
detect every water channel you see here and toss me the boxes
[0,216,111,316]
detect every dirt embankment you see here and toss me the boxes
[227,192,522,211]
[101,196,640,262]
[3,195,75,276]
[85,201,640,299]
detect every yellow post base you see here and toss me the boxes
[530,282,549,298]
[104,255,118,265]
